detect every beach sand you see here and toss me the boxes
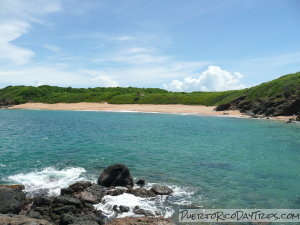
[9,102,293,121]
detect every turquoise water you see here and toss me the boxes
[0,109,300,211]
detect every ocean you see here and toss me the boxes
[0,109,299,218]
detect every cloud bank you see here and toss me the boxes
[163,66,245,92]
[0,0,61,65]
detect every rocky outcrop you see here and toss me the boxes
[215,95,300,118]
[0,164,175,225]
[97,164,134,187]
[0,185,26,214]
[0,214,54,225]
[30,194,103,224]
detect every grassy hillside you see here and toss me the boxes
[0,72,300,108]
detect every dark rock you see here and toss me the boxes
[69,181,92,192]
[53,196,84,209]
[119,205,130,213]
[106,188,127,196]
[97,164,134,187]
[150,185,173,195]
[0,185,26,214]
[78,184,106,204]
[61,187,74,195]
[215,103,231,111]
[51,205,77,215]
[0,213,54,225]
[133,206,155,217]
[126,188,156,198]
[32,196,53,207]
[155,210,162,216]
[136,179,145,186]
[59,213,103,225]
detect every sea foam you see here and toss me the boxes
[8,167,88,196]
[94,183,195,219]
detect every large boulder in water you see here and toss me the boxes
[0,185,26,214]
[150,185,173,195]
[97,164,134,187]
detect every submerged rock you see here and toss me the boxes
[126,188,156,198]
[97,164,134,187]
[0,185,26,214]
[150,185,173,195]
[133,206,156,217]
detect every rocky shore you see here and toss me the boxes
[216,95,300,120]
[0,164,175,225]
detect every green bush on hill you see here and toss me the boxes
[0,72,300,106]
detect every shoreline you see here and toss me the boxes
[8,102,293,121]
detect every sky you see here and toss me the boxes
[0,0,300,92]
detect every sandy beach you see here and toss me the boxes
[9,102,246,116]
[9,102,293,121]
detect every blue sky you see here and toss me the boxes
[0,0,300,91]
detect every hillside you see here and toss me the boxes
[0,72,300,116]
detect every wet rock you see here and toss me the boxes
[0,213,54,225]
[106,188,127,196]
[136,179,145,186]
[69,181,92,192]
[126,188,156,198]
[133,206,156,217]
[0,185,26,214]
[78,184,106,204]
[97,164,134,187]
[150,185,173,195]
[119,205,130,213]
[61,187,74,195]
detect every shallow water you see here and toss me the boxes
[0,109,299,216]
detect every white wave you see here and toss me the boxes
[94,193,174,219]
[0,164,6,167]
[145,183,195,206]
[8,167,88,196]
[95,183,195,219]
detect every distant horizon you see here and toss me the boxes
[1,0,300,91]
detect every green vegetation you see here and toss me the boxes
[1,72,300,106]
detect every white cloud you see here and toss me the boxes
[43,44,61,52]
[114,35,136,41]
[0,0,61,21]
[0,0,62,65]
[0,66,119,88]
[163,66,245,92]
[92,76,119,87]
[0,21,34,65]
